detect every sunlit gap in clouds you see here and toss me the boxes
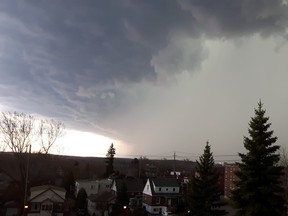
[53,129,130,158]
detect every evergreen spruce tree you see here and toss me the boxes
[105,143,116,178]
[63,170,75,198]
[75,188,87,210]
[232,101,286,215]
[189,142,227,216]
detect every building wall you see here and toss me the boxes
[27,186,65,216]
[6,208,19,216]
[142,194,153,205]
[142,180,152,196]
[87,199,97,216]
[143,194,169,206]
[153,186,179,194]
[224,164,240,198]
[75,179,112,196]
[142,203,166,215]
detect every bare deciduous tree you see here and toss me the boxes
[0,112,35,194]
[0,112,34,153]
[0,111,65,202]
[0,112,65,154]
[38,119,65,154]
[0,141,7,152]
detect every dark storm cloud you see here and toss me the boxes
[180,0,288,38]
[0,0,197,129]
[0,0,287,133]
[16,0,195,84]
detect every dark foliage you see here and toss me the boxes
[111,183,129,216]
[63,170,75,198]
[117,183,129,207]
[232,101,286,215]
[75,188,87,210]
[189,142,227,216]
[105,143,116,178]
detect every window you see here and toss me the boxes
[54,203,62,212]
[31,203,40,211]
[173,188,175,191]
[156,198,161,204]
[159,187,162,191]
[41,204,53,211]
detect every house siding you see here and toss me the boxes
[142,180,152,196]
[27,186,66,216]
[143,203,166,215]
[75,179,112,197]
[142,178,181,215]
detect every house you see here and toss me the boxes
[87,191,115,216]
[75,179,112,197]
[4,201,20,216]
[111,178,145,208]
[26,185,66,216]
[142,178,181,215]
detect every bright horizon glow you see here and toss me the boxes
[51,129,130,158]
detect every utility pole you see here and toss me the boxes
[173,152,176,178]
[23,145,31,215]
[139,156,142,178]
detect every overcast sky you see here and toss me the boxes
[1,0,288,160]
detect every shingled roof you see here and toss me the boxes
[147,178,181,196]
[30,185,66,192]
[151,178,179,187]
[114,178,145,192]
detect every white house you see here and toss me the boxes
[27,185,66,216]
[142,178,181,215]
[75,179,112,197]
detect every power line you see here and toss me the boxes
[115,153,240,162]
